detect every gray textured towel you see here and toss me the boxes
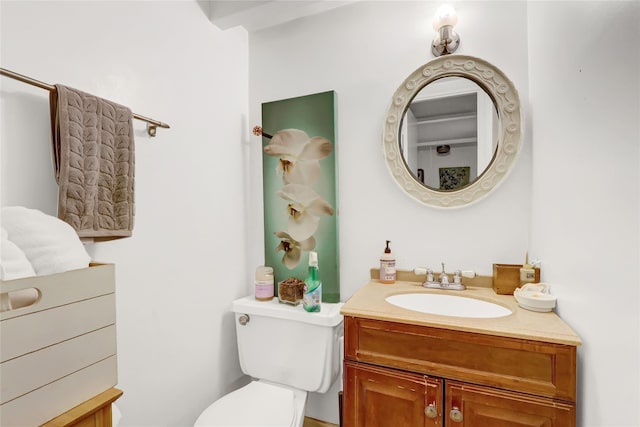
[50,85,135,241]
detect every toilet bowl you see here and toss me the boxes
[194,381,307,427]
[194,296,343,427]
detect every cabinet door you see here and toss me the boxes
[445,381,575,427]
[343,361,443,427]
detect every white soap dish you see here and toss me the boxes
[514,283,556,312]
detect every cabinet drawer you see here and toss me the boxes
[344,316,576,401]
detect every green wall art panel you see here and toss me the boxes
[261,91,339,303]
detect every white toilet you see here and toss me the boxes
[195,296,344,427]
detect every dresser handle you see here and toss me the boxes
[450,407,463,422]
[425,404,438,419]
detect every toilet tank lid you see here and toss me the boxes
[232,297,344,327]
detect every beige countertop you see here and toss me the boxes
[341,279,582,346]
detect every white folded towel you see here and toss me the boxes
[1,226,39,312]
[1,207,91,276]
[1,226,36,281]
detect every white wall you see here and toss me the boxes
[248,1,532,422]
[528,2,640,426]
[1,2,249,426]
[249,1,639,425]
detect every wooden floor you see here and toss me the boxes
[304,417,338,427]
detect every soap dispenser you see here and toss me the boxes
[379,240,396,284]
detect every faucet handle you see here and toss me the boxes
[413,267,435,283]
[453,270,462,284]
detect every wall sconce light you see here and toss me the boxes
[431,4,460,56]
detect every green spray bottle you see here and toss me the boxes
[303,251,322,312]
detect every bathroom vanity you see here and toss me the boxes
[341,279,581,426]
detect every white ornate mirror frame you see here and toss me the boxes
[382,55,521,208]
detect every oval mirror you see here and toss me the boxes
[383,55,521,208]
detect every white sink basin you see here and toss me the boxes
[385,293,512,318]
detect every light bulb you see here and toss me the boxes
[433,4,458,30]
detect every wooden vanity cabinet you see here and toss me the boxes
[342,317,577,427]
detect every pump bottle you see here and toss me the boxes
[380,240,396,284]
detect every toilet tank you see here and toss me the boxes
[232,296,343,393]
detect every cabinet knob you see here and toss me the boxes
[424,404,438,419]
[238,314,250,325]
[450,407,463,423]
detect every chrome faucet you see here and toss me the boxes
[439,262,450,285]
[418,262,473,291]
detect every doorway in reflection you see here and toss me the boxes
[400,77,498,190]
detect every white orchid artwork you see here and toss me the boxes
[264,129,333,186]
[273,231,317,270]
[258,127,335,270]
[257,91,339,302]
[277,184,334,242]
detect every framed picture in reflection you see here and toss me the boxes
[439,166,470,190]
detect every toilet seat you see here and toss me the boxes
[194,381,297,427]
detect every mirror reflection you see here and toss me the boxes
[400,77,499,191]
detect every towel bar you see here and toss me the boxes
[0,67,170,137]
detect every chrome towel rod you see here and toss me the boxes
[0,67,170,137]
